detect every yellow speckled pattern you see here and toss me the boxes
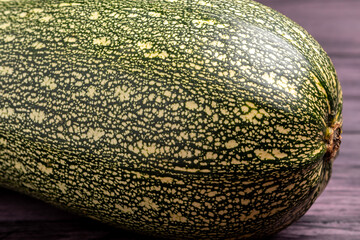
[0,0,342,239]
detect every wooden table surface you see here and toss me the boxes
[1,0,359,239]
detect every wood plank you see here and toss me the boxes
[0,219,155,240]
[331,57,360,99]
[342,98,360,133]
[0,189,77,221]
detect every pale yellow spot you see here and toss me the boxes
[39,15,53,22]
[312,147,324,156]
[276,125,291,134]
[269,206,287,216]
[102,190,111,196]
[155,176,174,184]
[262,72,276,84]
[30,109,45,123]
[128,13,138,18]
[248,48,256,54]
[254,149,275,160]
[208,191,217,197]
[189,64,199,71]
[137,41,153,50]
[171,103,180,111]
[185,101,198,110]
[30,8,43,13]
[38,163,53,174]
[179,131,188,140]
[263,181,274,187]
[148,11,161,17]
[0,66,13,76]
[58,182,67,193]
[274,150,287,159]
[192,19,216,28]
[240,109,258,122]
[115,204,134,214]
[4,35,15,42]
[19,12,27,18]
[284,183,295,191]
[276,76,298,97]
[240,209,260,221]
[288,86,298,97]
[225,140,238,149]
[245,101,256,108]
[87,128,105,141]
[297,135,310,141]
[32,41,46,49]
[192,202,202,208]
[23,183,35,189]
[64,37,77,43]
[231,159,246,164]
[241,105,249,113]
[163,90,172,97]
[254,18,265,24]
[14,161,26,173]
[59,2,81,7]
[89,11,100,20]
[144,51,169,59]
[0,137,7,147]
[256,113,264,119]
[87,86,97,98]
[210,40,224,48]
[205,152,217,160]
[217,54,226,61]
[141,142,157,157]
[0,22,10,29]
[93,37,111,46]
[179,149,193,158]
[197,0,215,7]
[173,166,198,173]
[255,149,287,160]
[139,197,159,211]
[265,185,279,193]
[114,86,131,101]
[41,76,57,90]
[244,188,253,194]
[259,108,269,117]
[229,70,236,78]
[216,24,229,28]
[203,105,212,115]
[170,212,187,222]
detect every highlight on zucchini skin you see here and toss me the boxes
[0,0,342,239]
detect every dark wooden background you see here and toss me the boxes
[1,0,359,239]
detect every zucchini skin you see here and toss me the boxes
[0,0,342,239]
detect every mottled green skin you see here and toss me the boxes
[0,0,342,239]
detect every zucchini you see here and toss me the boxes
[0,0,342,239]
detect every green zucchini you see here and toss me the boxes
[0,0,342,239]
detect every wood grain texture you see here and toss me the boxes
[1,0,359,239]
